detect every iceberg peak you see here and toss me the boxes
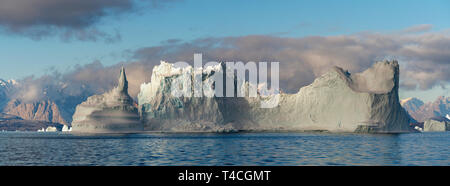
[118,66,128,93]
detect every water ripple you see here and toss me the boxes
[0,132,448,166]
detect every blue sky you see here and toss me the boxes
[0,0,449,101]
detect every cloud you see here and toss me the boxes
[0,0,178,42]
[132,29,450,93]
[399,24,433,34]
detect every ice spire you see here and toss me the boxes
[118,66,128,93]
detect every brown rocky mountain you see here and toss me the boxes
[401,96,449,122]
[1,99,68,125]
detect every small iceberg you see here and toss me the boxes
[414,126,423,132]
[62,125,72,132]
[45,126,57,132]
[37,126,58,132]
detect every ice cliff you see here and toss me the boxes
[240,61,412,132]
[138,62,231,132]
[138,60,413,133]
[71,67,143,133]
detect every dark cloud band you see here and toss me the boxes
[0,0,177,42]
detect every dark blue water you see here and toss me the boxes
[0,132,448,166]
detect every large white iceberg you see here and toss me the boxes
[138,60,413,133]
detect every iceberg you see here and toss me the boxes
[71,67,143,133]
[138,60,413,133]
[423,117,449,132]
[45,126,57,132]
[414,126,423,132]
[37,126,58,132]
[61,125,72,132]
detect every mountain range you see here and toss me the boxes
[401,96,449,122]
[1,79,71,129]
[2,99,68,125]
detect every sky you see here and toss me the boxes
[0,0,449,102]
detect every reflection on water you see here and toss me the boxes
[0,132,448,166]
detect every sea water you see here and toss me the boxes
[0,131,448,166]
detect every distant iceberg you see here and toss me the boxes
[37,126,57,132]
[62,125,72,132]
[45,126,57,132]
[423,117,449,132]
[414,126,423,132]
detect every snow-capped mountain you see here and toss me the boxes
[0,79,16,87]
[401,96,449,122]
[0,79,18,91]
[0,79,16,108]
[1,79,11,94]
